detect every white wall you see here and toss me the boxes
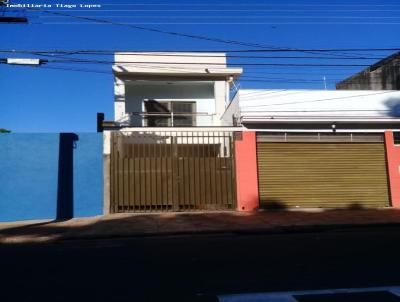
[113,52,229,74]
[113,53,242,126]
[114,77,126,122]
[121,81,216,126]
[221,92,240,126]
[213,81,229,125]
[238,89,400,121]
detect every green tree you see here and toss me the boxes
[0,128,11,133]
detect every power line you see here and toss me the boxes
[33,22,400,25]
[240,109,395,112]
[242,71,356,75]
[240,91,396,107]
[0,63,337,88]
[1,49,393,73]
[34,16,400,20]
[58,62,372,71]
[20,10,400,14]
[1,59,396,90]
[241,76,340,82]
[61,55,387,60]
[0,60,338,83]
[0,50,390,67]
[238,90,328,101]
[0,58,384,73]
[21,7,299,49]
[240,77,336,83]
[95,4,400,6]
[1,48,398,53]
[34,16,400,19]
[0,61,111,74]
[3,58,390,72]
[46,58,380,67]
[31,10,400,13]
[237,89,290,97]
[238,74,397,84]
[20,6,375,59]
[1,48,386,67]
[9,3,400,8]
[238,90,318,99]
[0,63,334,84]
[240,79,333,84]
[0,49,386,59]
[2,62,395,90]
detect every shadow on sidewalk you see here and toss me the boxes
[1,206,400,244]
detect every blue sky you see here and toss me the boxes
[0,0,399,132]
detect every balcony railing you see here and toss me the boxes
[115,112,215,127]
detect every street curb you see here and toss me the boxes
[57,221,400,242]
[2,222,400,245]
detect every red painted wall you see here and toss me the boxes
[235,131,259,211]
[385,131,400,208]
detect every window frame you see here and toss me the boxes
[143,100,197,127]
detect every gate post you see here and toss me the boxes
[385,131,400,208]
[103,131,111,214]
[234,131,259,211]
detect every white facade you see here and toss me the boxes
[113,52,242,127]
[112,52,400,132]
[221,89,400,132]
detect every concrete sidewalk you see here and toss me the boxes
[1,208,400,244]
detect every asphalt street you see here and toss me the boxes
[1,226,400,301]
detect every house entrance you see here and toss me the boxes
[110,131,237,212]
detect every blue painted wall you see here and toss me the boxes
[0,133,103,222]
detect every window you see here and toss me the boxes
[171,102,196,127]
[144,100,196,127]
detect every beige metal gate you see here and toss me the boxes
[257,133,390,208]
[110,131,237,213]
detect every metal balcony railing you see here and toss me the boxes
[116,112,215,127]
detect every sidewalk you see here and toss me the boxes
[1,208,400,244]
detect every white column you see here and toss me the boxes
[114,77,126,121]
[214,81,227,126]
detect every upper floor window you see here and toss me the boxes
[144,100,196,127]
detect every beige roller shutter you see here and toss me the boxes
[257,140,390,208]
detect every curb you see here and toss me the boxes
[56,221,400,242]
[2,222,400,245]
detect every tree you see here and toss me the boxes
[0,128,11,133]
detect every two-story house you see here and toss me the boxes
[104,52,243,213]
[112,52,242,128]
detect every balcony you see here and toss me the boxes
[122,112,215,127]
[105,112,215,130]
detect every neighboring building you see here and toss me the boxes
[222,89,400,131]
[336,51,400,90]
[222,89,400,210]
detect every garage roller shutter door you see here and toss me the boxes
[257,141,390,208]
